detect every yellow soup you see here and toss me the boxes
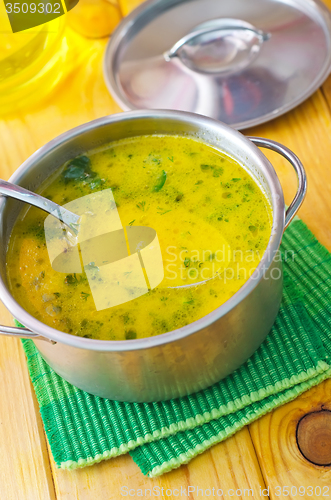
[6,135,272,340]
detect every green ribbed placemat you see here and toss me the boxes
[19,219,331,476]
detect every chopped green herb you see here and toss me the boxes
[128,219,135,226]
[27,222,45,240]
[125,329,137,340]
[122,314,130,324]
[249,225,258,236]
[157,208,172,215]
[62,155,98,183]
[136,201,146,211]
[212,168,224,177]
[245,182,255,192]
[175,193,183,202]
[88,178,104,190]
[64,274,79,285]
[200,165,223,176]
[195,180,203,185]
[54,292,60,298]
[80,292,90,301]
[153,170,167,192]
[184,299,194,305]
[184,257,191,267]
[168,156,174,162]
[160,297,168,301]
[232,178,241,182]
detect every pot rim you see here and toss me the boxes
[0,110,285,351]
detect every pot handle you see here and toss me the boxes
[0,324,55,343]
[248,137,307,229]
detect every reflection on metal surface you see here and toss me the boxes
[164,19,270,75]
[44,189,164,311]
[104,0,331,129]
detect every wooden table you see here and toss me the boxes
[1,1,331,498]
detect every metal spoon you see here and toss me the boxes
[0,179,81,231]
[0,181,224,291]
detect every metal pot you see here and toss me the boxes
[0,110,306,402]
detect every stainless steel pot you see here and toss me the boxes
[0,110,306,402]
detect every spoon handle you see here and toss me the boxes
[0,179,80,229]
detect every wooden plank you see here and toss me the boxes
[248,43,331,496]
[50,428,267,500]
[245,85,331,249]
[250,380,331,500]
[0,307,57,500]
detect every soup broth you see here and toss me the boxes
[6,135,272,340]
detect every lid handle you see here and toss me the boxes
[248,137,307,230]
[164,18,270,75]
[0,324,56,343]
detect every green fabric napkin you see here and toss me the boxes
[19,219,331,477]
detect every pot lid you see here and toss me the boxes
[104,0,331,130]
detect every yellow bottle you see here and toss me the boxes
[66,0,122,38]
[0,3,67,114]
